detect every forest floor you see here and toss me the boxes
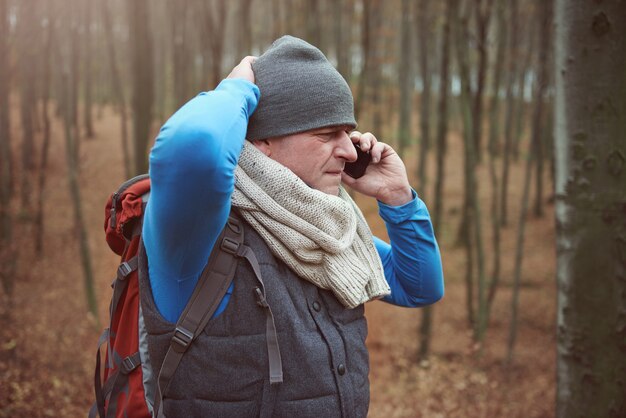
[0,105,556,418]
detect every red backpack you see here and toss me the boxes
[90,175,282,418]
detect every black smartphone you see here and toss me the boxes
[343,143,372,179]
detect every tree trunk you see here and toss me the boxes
[354,0,370,122]
[506,100,534,364]
[455,1,478,329]
[236,0,253,65]
[486,0,505,307]
[397,0,413,159]
[499,0,518,227]
[369,0,384,136]
[102,0,131,178]
[533,22,550,218]
[471,0,495,165]
[0,0,10,195]
[458,0,489,341]
[171,0,191,108]
[306,0,321,47]
[62,58,98,324]
[334,0,353,82]
[18,0,38,213]
[284,0,298,38]
[70,10,81,162]
[454,0,471,248]
[555,0,626,416]
[432,0,454,245]
[83,0,94,139]
[34,0,55,256]
[153,3,167,122]
[533,119,545,217]
[211,1,227,88]
[92,13,106,111]
[507,0,552,362]
[416,0,431,196]
[544,95,556,201]
[511,28,534,162]
[202,0,227,89]
[70,7,80,135]
[271,0,282,40]
[128,0,155,175]
[0,0,15,316]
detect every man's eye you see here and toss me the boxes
[316,133,334,141]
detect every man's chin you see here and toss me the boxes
[320,185,341,196]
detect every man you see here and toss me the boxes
[141,36,443,417]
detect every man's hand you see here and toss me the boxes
[227,56,257,84]
[341,131,413,206]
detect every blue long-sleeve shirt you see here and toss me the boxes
[143,78,444,323]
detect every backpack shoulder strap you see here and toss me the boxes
[153,211,246,418]
[153,210,284,418]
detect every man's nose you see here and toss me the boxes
[336,132,358,162]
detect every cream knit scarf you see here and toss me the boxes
[232,142,391,308]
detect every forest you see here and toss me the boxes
[0,0,624,417]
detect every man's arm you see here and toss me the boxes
[374,192,444,307]
[341,131,444,307]
[143,58,258,323]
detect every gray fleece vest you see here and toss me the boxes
[139,221,370,418]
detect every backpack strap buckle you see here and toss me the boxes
[254,287,269,308]
[171,326,193,353]
[221,237,240,255]
[120,353,141,375]
[117,257,138,281]
[117,262,133,279]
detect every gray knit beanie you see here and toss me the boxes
[246,36,356,141]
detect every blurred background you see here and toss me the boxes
[0,0,622,417]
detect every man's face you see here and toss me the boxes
[254,126,358,195]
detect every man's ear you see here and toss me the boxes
[252,139,272,157]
